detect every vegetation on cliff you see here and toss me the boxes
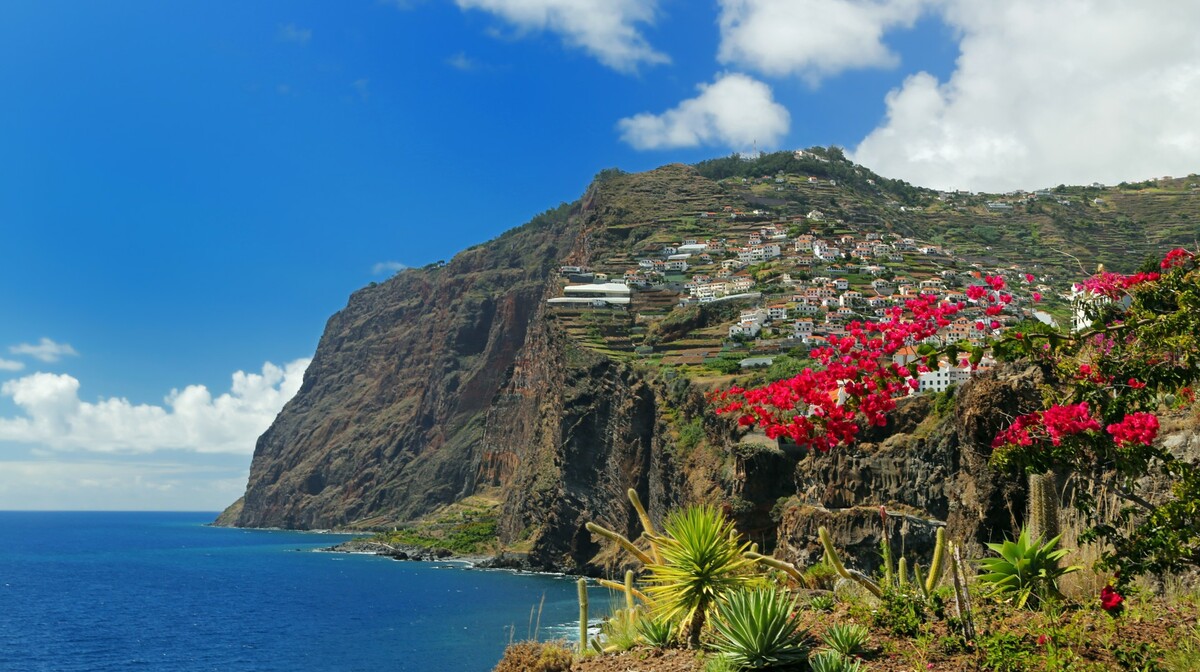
[495,248,1200,671]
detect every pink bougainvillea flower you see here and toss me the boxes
[1032,292,1042,302]
[1161,247,1194,269]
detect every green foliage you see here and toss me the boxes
[807,650,865,672]
[645,505,757,648]
[871,587,927,637]
[676,418,706,453]
[635,614,675,647]
[765,356,809,383]
[702,653,740,672]
[808,594,835,612]
[707,357,742,375]
[598,608,640,653]
[977,529,1080,609]
[978,631,1034,672]
[708,587,811,670]
[820,623,869,657]
[1113,641,1168,672]
[369,510,498,555]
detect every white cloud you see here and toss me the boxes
[372,260,408,275]
[0,459,249,511]
[852,1,1200,191]
[10,337,79,363]
[0,359,310,454]
[0,359,23,372]
[455,0,668,73]
[717,0,929,83]
[618,73,790,151]
[277,23,312,45]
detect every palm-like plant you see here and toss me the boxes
[709,587,810,670]
[644,505,756,648]
[978,528,1081,609]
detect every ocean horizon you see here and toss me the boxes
[0,511,604,671]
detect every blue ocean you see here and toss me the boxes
[0,512,605,671]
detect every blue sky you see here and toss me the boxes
[1,0,1196,510]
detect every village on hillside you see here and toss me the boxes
[544,181,1072,395]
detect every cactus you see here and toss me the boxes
[585,522,654,566]
[596,578,649,604]
[744,550,805,584]
[627,488,662,564]
[1028,472,1060,543]
[925,527,946,594]
[913,563,928,598]
[578,578,589,653]
[819,526,882,598]
[624,570,636,612]
[897,557,908,589]
[949,542,976,641]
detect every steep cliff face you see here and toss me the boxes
[220,202,581,529]
[219,166,725,565]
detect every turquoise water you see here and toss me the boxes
[0,512,602,671]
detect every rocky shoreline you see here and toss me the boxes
[320,537,540,571]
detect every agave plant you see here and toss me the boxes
[820,623,869,657]
[978,528,1081,609]
[644,505,756,648]
[635,614,675,647]
[808,594,835,612]
[708,587,810,670]
[808,650,864,672]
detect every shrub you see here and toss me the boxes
[871,587,926,637]
[709,587,811,670]
[598,609,639,652]
[492,640,573,672]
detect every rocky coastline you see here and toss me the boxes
[320,537,540,571]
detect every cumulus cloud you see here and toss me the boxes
[717,0,928,83]
[619,73,790,151]
[0,359,23,372]
[372,260,408,275]
[277,23,312,45]
[10,338,79,363]
[0,359,310,454]
[852,1,1200,191]
[455,0,668,73]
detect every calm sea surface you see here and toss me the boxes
[0,512,604,672]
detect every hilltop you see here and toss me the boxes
[217,150,1199,574]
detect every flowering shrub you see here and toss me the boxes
[713,247,1200,583]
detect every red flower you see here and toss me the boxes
[1161,247,1194,269]
[1037,634,1049,647]
[1032,292,1042,302]
[1025,273,1035,283]
[1100,586,1124,612]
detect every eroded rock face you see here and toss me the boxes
[768,364,1046,570]
[218,165,725,569]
